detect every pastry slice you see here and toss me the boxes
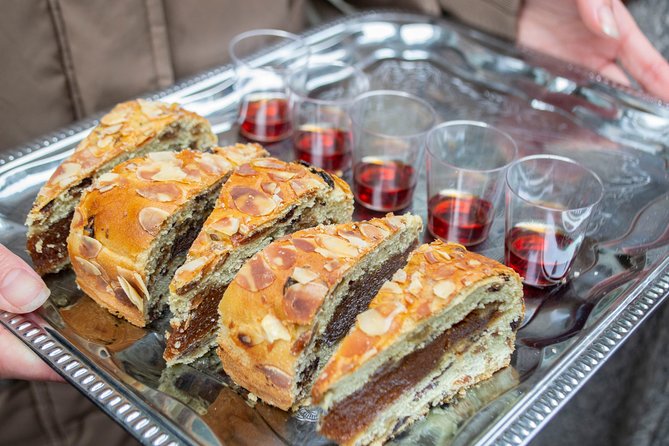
[164,158,354,365]
[27,99,217,275]
[67,144,267,327]
[311,241,524,446]
[217,214,423,410]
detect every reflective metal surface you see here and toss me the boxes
[1,11,669,446]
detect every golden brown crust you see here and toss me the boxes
[164,158,353,364]
[216,214,420,410]
[311,240,523,402]
[170,158,350,295]
[67,144,265,327]
[28,99,216,218]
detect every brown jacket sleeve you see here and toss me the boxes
[0,0,305,152]
[0,0,517,152]
[438,0,521,40]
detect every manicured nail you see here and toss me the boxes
[0,268,50,312]
[599,4,620,39]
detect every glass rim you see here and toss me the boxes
[506,154,605,212]
[287,61,369,106]
[426,120,518,173]
[350,90,437,139]
[229,29,307,69]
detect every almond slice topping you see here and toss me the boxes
[289,178,316,196]
[74,256,102,276]
[235,255,276,292]
[392,269,407,283]
[385,215,406,230]
[102,123,122,135]
[261,181,278,195]
[132,272,151,300]
[338,229,369,249]
[136,183,183,202]
[292,238,316,253]
[136,165,161,181]
[53,162,83,187]
[380,281,403,294]
[357,303,406,337]
[230,186,276,216]
[138,207,170,236]
[433,279,456,299]
[283,282,328,324]
[210,216,240,236]
[424,249,444,264]
[252,158,287,170]
[264,243,297,270]
[176,257,208,276]
[261,314,291,344]
[291,267,319,284]
[197,153,232,175]
[359,223,388,240]
[256,365,292,389]
[138,99,166,119]
[97,135,113,148]
[323,260,340,272]
[317,235,359,258]
[236,164,258,176]
[79,235,102,258]
[239,223,251,235]
[147,151,177,162]
[100,112,127,126]
[97,172,119,185]
[408,272,423,296]
[151,164,187,182]
[223,149,254,166]
[118,275,144,312]
[268,170,296,182]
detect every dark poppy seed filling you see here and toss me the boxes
[295,241,419,390]
[319,305,501,443]
[27,178,92,274]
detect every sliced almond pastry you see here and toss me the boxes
[67,145,267,327]
[311,241,525,446]
[216,214,423,411]
[26,99,219,275]
[164,158,355,366]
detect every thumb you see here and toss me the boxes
[0,244,50,313]
[576,0,620,39]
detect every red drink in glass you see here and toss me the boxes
[428,192,494,246]
[353,159,416,211]
[294,125,352,174]
[505,223,576,287]
[239,94,291,143]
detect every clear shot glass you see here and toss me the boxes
[230,29,309,143]
[288,62,369,175]
[350,90,436,212]
[426,121,517,246]
[505,155,604,287]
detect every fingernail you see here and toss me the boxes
[599,4,620,39]
[0,268,50,312]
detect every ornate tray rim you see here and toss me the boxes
[1,10,669,446]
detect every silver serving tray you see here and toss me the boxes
[2,11,669,446]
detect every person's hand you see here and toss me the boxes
[518,0,669,102]
[0,244,61,381]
